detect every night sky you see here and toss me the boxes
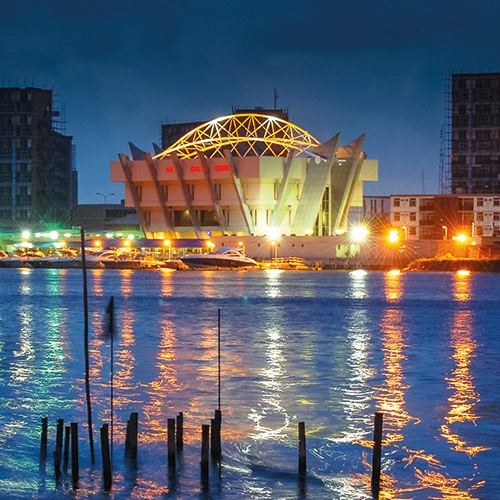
[2,0,500,204]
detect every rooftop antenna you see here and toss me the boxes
[273,88,278,110]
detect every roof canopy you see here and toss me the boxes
[154,113,320,160]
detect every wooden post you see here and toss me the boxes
[40,417,48,466]
[124,417,131,457]
[176,412,183,450]
[371,412,383,496]
[217,308,221,412]
[167,418,176,468]
[201,424,210,487]
[53,451,61,484]
[63,425,70,470]
[71,422,79,490]
[211,410,222,460]
[55,418,64,473]
[129,412,138,461]
[298,421,306,475]
[80,227,95,464]
[100,424,112,491]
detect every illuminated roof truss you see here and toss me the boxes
[155,113,321,160]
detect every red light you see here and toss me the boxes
[215,164,230,172]
[166,167,174,173]
[190,166,201,172]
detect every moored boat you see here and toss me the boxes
[100,251,167,269]
[180,247,259,269]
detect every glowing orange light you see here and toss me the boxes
[456,269,470,276]
[94,240,102,248]
[388,230,399,244]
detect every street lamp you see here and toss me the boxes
[401,225,408,240]
[96,192,114,228]
[164,239,171,260]
[271,240,278,259]
[442,225,448,240]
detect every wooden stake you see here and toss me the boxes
[167,418,176,468]
[63,425,70,470]
[40,417,48,466]
[176,412,183,450]
[100,424,112,491]
[298,421,306,475]
[201,424,210,487]
[71,422,79,490]
[371,412,383,496]
[80,227,95,464]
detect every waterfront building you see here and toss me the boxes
[389,193,500,240]
[451,72,500,194]
[0,87,76,227]
[111,111,378,238]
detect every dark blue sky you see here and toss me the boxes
[3,0,500,203]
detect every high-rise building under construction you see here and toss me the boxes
[0,87,76,227]
[451,72,500,194]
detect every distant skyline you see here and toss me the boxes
[3,1,500,204]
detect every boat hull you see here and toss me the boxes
[180,256,258,269]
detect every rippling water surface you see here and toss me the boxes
[0,268,499,498]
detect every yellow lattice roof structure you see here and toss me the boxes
[154,113,320,160]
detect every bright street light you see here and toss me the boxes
[351,225,369,242]
[388,230,399,244]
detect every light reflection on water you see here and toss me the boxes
[0,269,498,498]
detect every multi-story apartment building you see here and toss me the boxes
[389,194,500,240]
[451,72,500,194]
[0,87,76,227]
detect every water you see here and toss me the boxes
[0,267,499,499]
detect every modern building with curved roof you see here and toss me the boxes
[110,112,378,239]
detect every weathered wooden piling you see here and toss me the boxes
[80,227,95,465]
[176,412,183,450]
[298,421,306,475]
[130,412,138,460]
[210,410,222,461]
[167,418,176,468]
[53,450,62,484]
[40,417,48,465]
[201,424,210,487]
[70,422,79,490]
[371,412,383,496]
[63,425,70,470]
[100,424,112,491]
[124,412,139,461]
[55,418,64,473]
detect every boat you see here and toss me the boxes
[0,249,46,268]
[269,257,310,270]
[100,251,167,269]
[180,247,259,269]
[28,248,80,269]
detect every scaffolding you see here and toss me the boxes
[439,72,452,194]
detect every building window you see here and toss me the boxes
[409,227,416,236]
[250,209,257,226]
[410,213,416,221]
[494,197,500,207]
[477,213,484,222]
[394,212,400,222]
[477,197,483,207]
[409,198,416,207]
[393,198,400,207]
